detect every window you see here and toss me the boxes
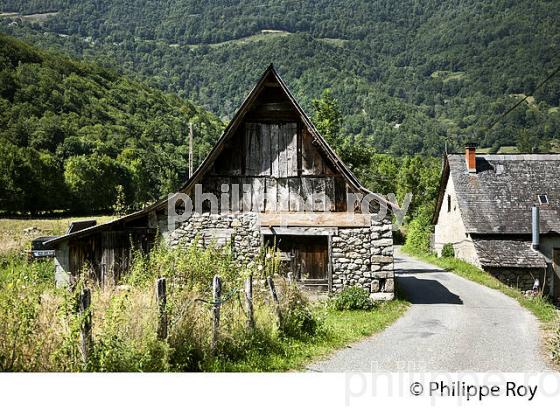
[538,194,549,205]
[447,194,452,212]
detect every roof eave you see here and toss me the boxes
[431,154,450,225]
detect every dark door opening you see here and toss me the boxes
[264,235,329,282]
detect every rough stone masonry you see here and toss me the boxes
[164,212,394,300]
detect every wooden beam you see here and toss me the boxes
[260,226,337,236]
[258,212,371,227]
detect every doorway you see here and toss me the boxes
[264,235,330,283]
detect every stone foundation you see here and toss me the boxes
[331,218,394,300]
[167,213,261,264]
[165,212,394,299]
[485,267,548,292]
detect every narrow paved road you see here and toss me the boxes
[309,249,548,372]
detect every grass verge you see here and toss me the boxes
[401,247,558,323]
[213,299,410,371]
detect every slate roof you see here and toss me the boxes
[472,237,546,268]
[446,154,560,235]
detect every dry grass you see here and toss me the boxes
[0,215,113,255]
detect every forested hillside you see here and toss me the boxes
[0,34,223,214]
[2,0,560,154]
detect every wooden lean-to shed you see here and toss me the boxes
[47,65,397,299]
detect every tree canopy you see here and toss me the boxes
[0,33,223,214]
[2,0,559,155]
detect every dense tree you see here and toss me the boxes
[0,34,223,214]
[311,90,441,216]
[2,0,558,155]
[312,89,343,147]
[64,154,131,213]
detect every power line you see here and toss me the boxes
[485,61,560,132]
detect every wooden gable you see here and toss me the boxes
[192,69,351,213]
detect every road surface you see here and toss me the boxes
[308,249,548,372]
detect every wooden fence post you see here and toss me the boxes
[156,277,167,340]
[267,276,282,327]
[244,275,255,331]
[79,287,92,365]
[211,275,221,355]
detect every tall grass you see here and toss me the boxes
[0,242,409,372]
[0,243,330,371]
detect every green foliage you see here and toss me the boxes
[112,184,127,216]
[280,284,320,339]
[0,253,82,371]
[0,243,409,371]
[0,33,223,214]
[310,90,441,217]
[553,324,560,366]
[441,243,455,258]
[64,154,131,213]
[402,206,434,254]
[516,128,551,153]
[312,88,343,147]
[3,1,560,156]
[331,286,374,311]
[88,289,170,372]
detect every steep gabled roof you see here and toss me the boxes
[433,153,560,234]
[177,64,373,196]
[47,65,396,246]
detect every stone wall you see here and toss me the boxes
[331,218,394,300]
[165,212,394,299]
[485,267,548,292]
[167,213,261,264]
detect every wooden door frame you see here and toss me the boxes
[261,232,333,286]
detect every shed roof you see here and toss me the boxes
[472,237,546,268]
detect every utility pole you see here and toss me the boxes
[189,123,194,178]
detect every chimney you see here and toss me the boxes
[465,143,477,173]
[532,206,540,250]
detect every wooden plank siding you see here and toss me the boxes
[198,120,351,214]
[198,176,346,213]
[68,228,156,285]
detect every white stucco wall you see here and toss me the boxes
[537,236,560,298]
[433,176,479,265]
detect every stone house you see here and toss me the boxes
[433,145,560,302]
[46,65,398,299]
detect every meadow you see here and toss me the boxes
[0,238,408,372]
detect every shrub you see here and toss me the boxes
[0,255,78,371]
[88,286,170,372]
[403,206,433,254]
[280,284,319,339]
[441,243,455,258]
[332,286,374,311]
